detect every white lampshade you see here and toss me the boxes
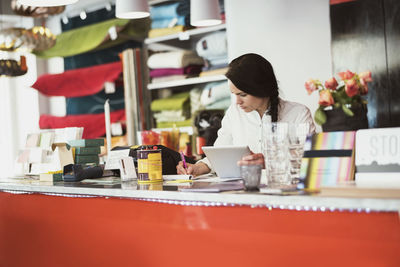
[116,0,150,19]
[190,0,221,27]
[17,0,79,7]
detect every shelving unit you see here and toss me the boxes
[147,74,227,90]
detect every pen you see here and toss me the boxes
[180,151,188,169]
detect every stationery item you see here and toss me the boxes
[119,157,137,181]
[74,146,101,155]
[180,151,188,169]
[104,99,112,154]
[179,181,244,192]
[39,131,55,149]
[202,146,251,178]
[355,127,400,188]
[104,149,130,170]
[299,131,356,189]
[163,174,192,181]
[39,172,63,182]
[137,148,163,183]
[26,133,40,147]
[68,139,105,147]
[74,155,99,165]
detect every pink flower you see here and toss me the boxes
[305,79,318,95]
[318,89,334,106]
[345,79,359,97]
[338,70,355,80]
[359,71,372,82]
[360,78,369,95]
[324,77,338,90]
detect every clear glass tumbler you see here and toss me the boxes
[240,164,262,191]
[288,123,309,183]
[262,122,290,188]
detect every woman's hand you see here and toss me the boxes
[237,152,265,168]
[176,162,211,176]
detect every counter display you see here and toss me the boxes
[1,177,399,267]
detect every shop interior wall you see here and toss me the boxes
[331,0,400,128]
[225,0,332,127]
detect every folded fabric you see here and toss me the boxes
[200,81,230,106]
[202,62,229,71]
[196,31,227,59]
[32,61,122,97]
[207,56,229,66]
[148,50,204,69]
[148,25,186,38]
[199,67,229,77]
[153,111,187,122]
[156,119,192,129]
[66,87,125,115]
[151,16,186,29]
[150,65,202,78]
[151,92,190,112]
[150,0,190,20]
[151,74,187,83]
[39,109,126,139]
[34,18,150,58]
[190,88,203,114]
[205,97,231,110]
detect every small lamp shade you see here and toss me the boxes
[116,0,150,19]
[18,0,78,7]
[190,0,221,27]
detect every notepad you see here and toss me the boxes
[163,174,193,181]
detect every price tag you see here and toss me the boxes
[178,31,190,41]
[104,82,116,94]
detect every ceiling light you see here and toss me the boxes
[17,0,79,7]
[190,0,222,27]
[115,0,150,19]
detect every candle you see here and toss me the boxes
[104,99,112,154]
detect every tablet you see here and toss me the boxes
[202,145,251,178]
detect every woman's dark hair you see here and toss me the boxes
[225,53,280,122]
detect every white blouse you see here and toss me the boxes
[199,98,316,170]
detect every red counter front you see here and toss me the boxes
[0,192,399,267]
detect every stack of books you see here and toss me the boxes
[68,139,104,165]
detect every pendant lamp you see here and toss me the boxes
[190,0,221,27]
[11,0,66,17]
[115,0,150,19]
[17,0,78,7]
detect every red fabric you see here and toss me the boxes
[32,61,123,97]
[39,109,125,139]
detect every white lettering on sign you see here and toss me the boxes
[356,128,400,166]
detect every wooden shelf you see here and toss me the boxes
[145,24,226,44]
[147,75,227,90]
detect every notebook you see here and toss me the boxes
[202,146,251,178]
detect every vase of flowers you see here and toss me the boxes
[305,70,372,132]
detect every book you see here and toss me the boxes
[75,155,99,164]
[68,138,104,147]
[299,131,356,189]
[74,146,101,155]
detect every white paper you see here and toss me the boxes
[104,149,130,170]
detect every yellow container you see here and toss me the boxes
[137,149,162,183]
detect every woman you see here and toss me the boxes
[177,53,315,176]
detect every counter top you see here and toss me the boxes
[1,177,400,212]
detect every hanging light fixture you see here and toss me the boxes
[17,0,79,7]
[0,56,27,77]
[11,0,66,17]
[115,0,150,19]
[0,26,56,52]
[190,0,221,27]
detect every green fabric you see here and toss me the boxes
[151,92,190,111]
[34,18,150,58]
[156,119,192,128]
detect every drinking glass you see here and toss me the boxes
[288,123,309,183]
[240,164,262,191]
[262,122,290,188]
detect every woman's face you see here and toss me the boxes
[229,80,268,113]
